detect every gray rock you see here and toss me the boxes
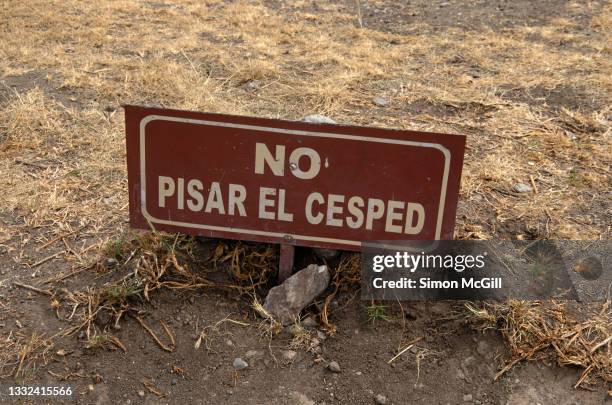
[372,97,389,107]
[313,248,341,260]
[281,350,297,361]
[105,258,119,268]
[263,264,330,325]
[463,393,473,402]
[513,183,532,193]
[303,114,336,124]
[171,378,177,385]
[243,80,260,91]
[232,358,248,370]
[328,361,341,373]
[375,394,388,404]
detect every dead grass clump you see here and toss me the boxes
[0,331,54,381]
[467,300,612,388]
[194,316,249,352]
[85,333,126,353]
[320,253,361,333]
[252,296,282,338]
[0,88,63,149]
[212,241,278,290]
[228,59,280,84]
[55,232,277,342]
[287,321,319,352]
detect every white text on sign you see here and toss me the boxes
[155,143,425,235]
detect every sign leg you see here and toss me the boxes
[278,244,295,283]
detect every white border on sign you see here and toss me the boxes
[138,115,451,249]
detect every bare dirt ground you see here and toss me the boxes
[0,0,610,404]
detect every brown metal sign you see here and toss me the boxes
[125,105,466,251]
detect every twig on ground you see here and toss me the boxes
[29,252,63,268]
[135,316,176,352]
[13,282,53,296]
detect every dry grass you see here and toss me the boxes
[194,315,249,352]
[320,253,361,332]
[467,300,611,388]
[252,295,283,338]
[1,0,610,247]
[51,232,274,340]
[0,331,54,381]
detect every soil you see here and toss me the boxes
[0,232,608,405]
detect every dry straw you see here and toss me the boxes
[467,300,611,388]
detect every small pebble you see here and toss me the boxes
[243,80,260,91]
[375,394,387,404]
[171,378,177,385]
[105,258,118,268]
[328,361,341,373]
[233,358,249,370]
[303,114,336,124]
[137,390,145,397]
[514,183,532,193]
[281,350,297,361]
[372,97,389,107]
[463,393,473,402]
